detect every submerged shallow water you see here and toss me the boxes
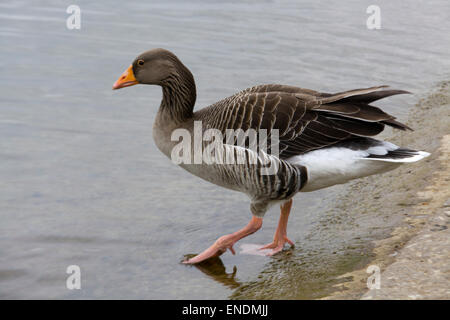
[0,0,449,299]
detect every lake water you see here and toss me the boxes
[0,0,449,299]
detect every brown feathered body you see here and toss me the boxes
[133,49,429,217]
[153,79,426,216]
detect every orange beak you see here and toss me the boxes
[112,65,138,90]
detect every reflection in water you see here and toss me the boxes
[229,246,365,300]
[184,255,241,289]
[182,211,373,300]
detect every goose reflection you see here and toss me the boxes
[183,255,241,289]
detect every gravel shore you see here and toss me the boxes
[325,81,450,300]
[362,135,449,300]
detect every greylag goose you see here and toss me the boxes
[113,48,429,264]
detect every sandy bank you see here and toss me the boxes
[362,134,449,299]
[325,81,450,299]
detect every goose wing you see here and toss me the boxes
[200,84,410,159]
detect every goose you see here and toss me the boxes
[112,48,429,264]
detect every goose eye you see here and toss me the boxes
[137,59,144,66]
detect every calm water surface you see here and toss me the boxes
[0,0,449,299]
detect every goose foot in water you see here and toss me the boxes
[183,216,263,264]
[259,199,294,256]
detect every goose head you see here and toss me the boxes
[112,48,183,90]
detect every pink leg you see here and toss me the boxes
[183,216,263,264]
[259,199,294,256]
